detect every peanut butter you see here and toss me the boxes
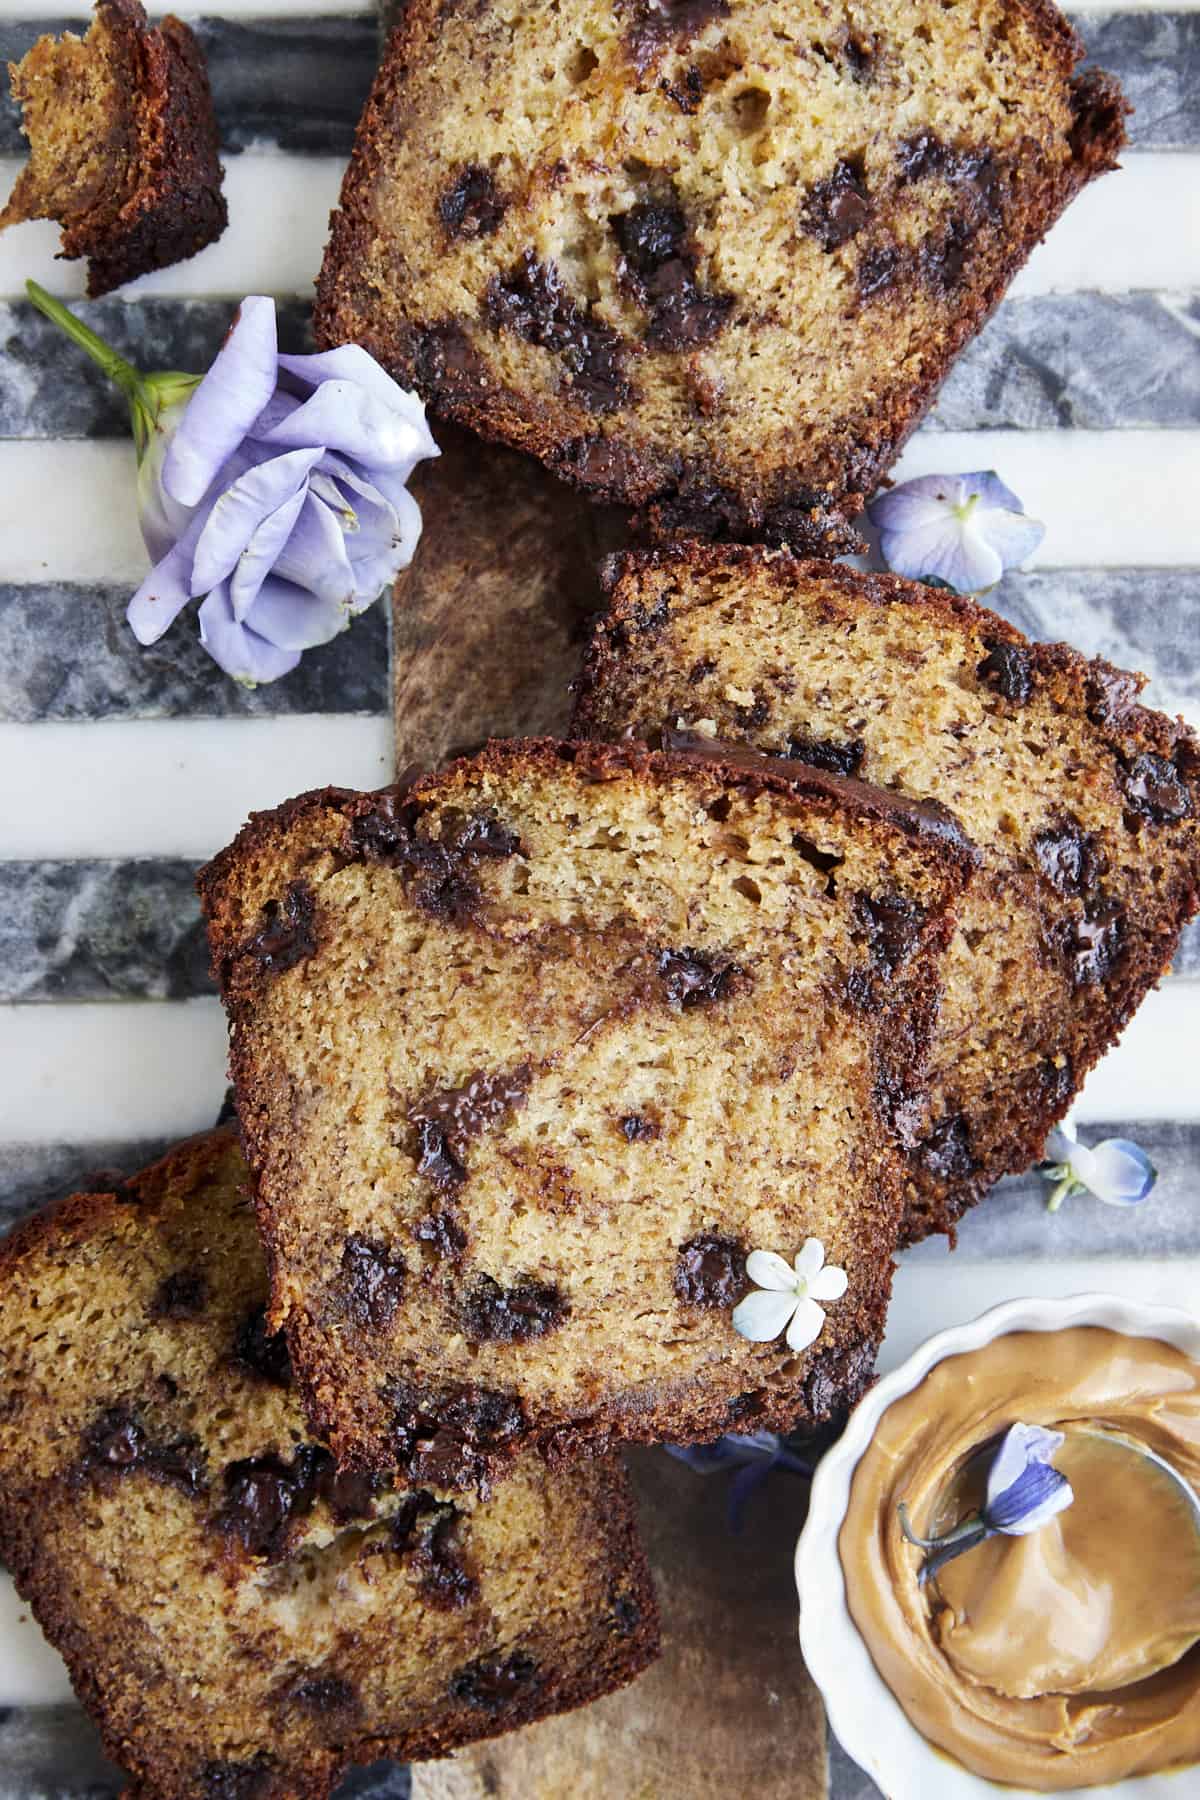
[840,1327,1200,1789]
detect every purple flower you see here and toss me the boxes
[666,1431,813,1531]
[868,470,1044,594]
[26,282,437,685]
[898,1421,1074,1584]
[1039,1117,1157,1212]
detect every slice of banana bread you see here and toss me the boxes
[1,0,226,297]
[573,546,1200,1241]
[0,1130,659,1800]
[199,738,974,1484]
[314,0,1124,537]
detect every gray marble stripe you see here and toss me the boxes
[3,293,1197,442]
[0,12,1193,158]
[0,860,209,1004]
[0,581,389,721]
[0,13,380,159]
[928,292,1200,432]
[3,855,1193,1008]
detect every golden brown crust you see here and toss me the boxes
[314,0,1126,530]
[0,1130,660,1800]
[200,738,972,1482]
[2,0,226,296]
[571,544,1200,1241]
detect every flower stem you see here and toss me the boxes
[26,279,141,400]
[898,1503,993,1586]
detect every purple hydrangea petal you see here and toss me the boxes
[963,470,1026,514]
[162,298,278,508]
[976,504,1045,569]
[241,575,349,651]
[190,447,325,598]
[868,474,972,530]
[197,584,301,685]
[985,1461,1074,1535]
[869,471,1043,594]
[260,379,432,474]
[1083,1138,1158,1206]
[229,486,309,620]
[270,491,357,606]
[880,508,1004,594]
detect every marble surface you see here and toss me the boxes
[0,3,1198,1798]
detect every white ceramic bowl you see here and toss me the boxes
[795,1292,1200,1800]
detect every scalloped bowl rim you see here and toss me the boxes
[795,1291,1200,1800]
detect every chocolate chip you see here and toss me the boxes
[334,1234,408,1331]
[1036,1055,1074,1112]
[612,199,732,351]
[324,1466,386,1522]
[460,1275,570,1343]
[839,28,877,78]
[916,1114,976,1185]
[687,657,716,685]
[486,253,631,411]
[414,322,491,396]
[200,1757,274,1800]
[289,1674,359,1714]
[897,134,999,212]
[348,795,488,921]
[610,1591,642,1635]
[233,1304,292,1387]
[1064,902,1124,987]
[247,882,316,973]
[856,242,900,299]
[1086,667,1140,727]
[977,641,1033,703]
[409,1066,532,1188]
[417,1506,479,1610]
[1121,752,1192,824]
[414,1209,469,1258]
[620,1112,661,1142]
[674,1232,746,1307]
[450,1652,540,1712]
[855,892,926,973]
[216,1445,338,1559]
[80,1404,206,1495]
[150,1270,208,1320]
[1033,819,1104,895]
[656,946,742,1008]
[783,734,865,778]
[439,165,507,239]
[801,158,871,251]
[450,812,523,858]
[735,695,771,729]
[625,0,730,74]
[661,64,705,111]
[390,1382,527,1488]
[919,213,975,290]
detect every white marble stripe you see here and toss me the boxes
[3,430,1196,593]
[0,153,1198,303]
[0,982,1192,1148]
[0,716,393,859]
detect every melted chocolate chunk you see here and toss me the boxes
[782,733,865,778]
[897,134,999,212]
[247,881,316,973]
[1033,820,1104,895]
[625,0,730,73]
[325,1466,386,1522]
[335,1234,408,1331]
[349,795,511,921]
[856,242,900,300]
[661,64,705,111]
[612,200,732,351]
[687,657,716,685]
[656,945,742,1008]
[855,892,926,973]
[800,158,871,251]
[486,253,630,411]
[289,1674,359,1713]
[1064,902,1124,987]
[200,1757,274,1800]
[1036,1055,1075,1113]
[450,1651,540,1712]
[450,812,523,858]
[439,165,507,239]
[414,322,490,396]
[419,1507,479,1610]
[409,1066,532,1189]
[918,213,976,291]
[233,1304,292,1386]
[390,1382,527,1488]
[620,1112,661,1142]
[1086,667,1140,727]
[216,1444,351,1559]
[674,1232,746,1307]
[917,1114,977,1185]
[1121,752,1192,824]
[151,1270,208,1319]
[460,1275,570,1344]
[81,1405,206,1495]
[977,641,1033,704]
[414,1209,469,1258]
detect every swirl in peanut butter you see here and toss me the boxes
[840,1328,1200,1790]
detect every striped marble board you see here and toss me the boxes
[0,2,1197,1795]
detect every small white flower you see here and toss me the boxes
[1039,1116,1157,1213]
[732,1239,848,1352]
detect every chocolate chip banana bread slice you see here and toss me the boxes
[200,739,974,1484]
[1,0,226,296]
[0,1130,658,1800]
[314,0,1124,538]
[573,546,1200,1242]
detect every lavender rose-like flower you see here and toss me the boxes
[27,282,438,684]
